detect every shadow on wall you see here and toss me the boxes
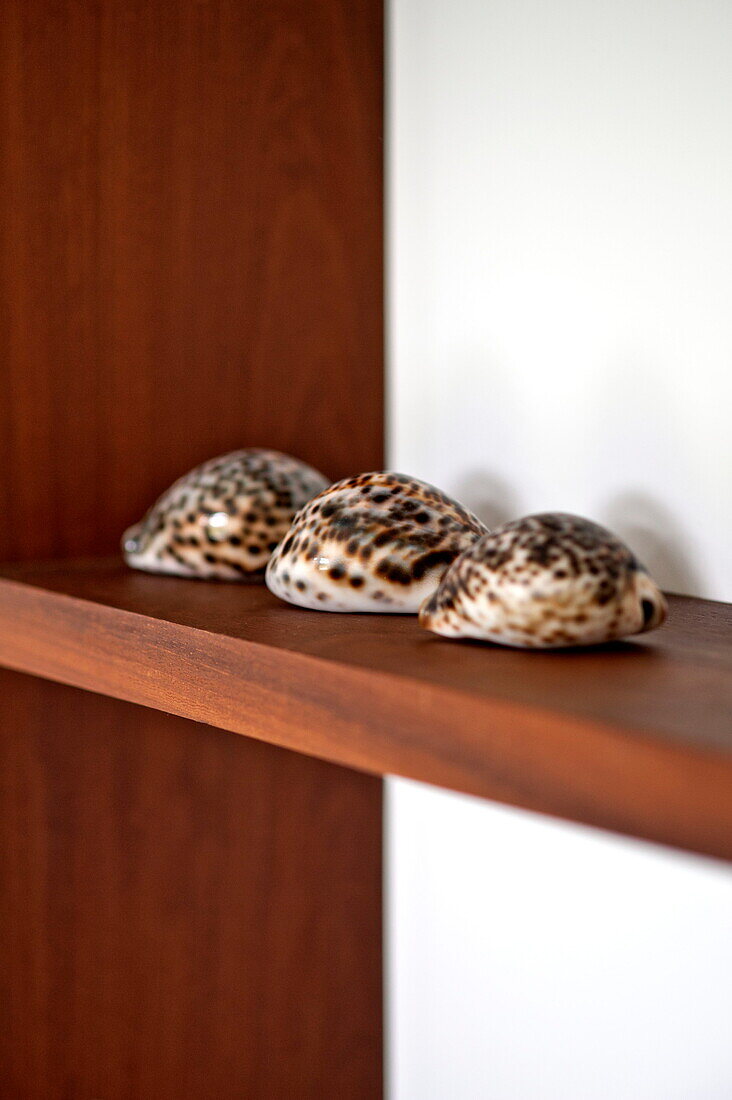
[603,492,704,597]
[449,472,703,598]
[450,470,521,529]
[590,356,706,598]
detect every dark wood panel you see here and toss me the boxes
[0,0,383,562]
[0,669,382,1098]
[0,561,731,860]
[0,1,385,1092]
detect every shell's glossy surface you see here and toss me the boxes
[265,472,488,612]
[122,449,329,580]
[419,512,667,648]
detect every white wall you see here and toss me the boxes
[388,786,732,1100]
[388,1,732,1096]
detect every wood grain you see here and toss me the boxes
[0,0,385,1092]
[1,560,730,861]
[0,669,382,1099]
[0,0,383,563]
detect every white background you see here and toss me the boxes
[387,1,732,1096]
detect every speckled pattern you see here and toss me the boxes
[122,449,329,580]
[419,512,667,648]
[265,472,488,612]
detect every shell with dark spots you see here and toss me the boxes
[419,512,667,648]
[122,449,330,580]
[265,472,488,612]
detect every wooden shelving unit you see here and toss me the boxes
[3,0,730,1094]
[2,558,731,862]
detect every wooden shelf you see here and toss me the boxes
[1,557,731,860]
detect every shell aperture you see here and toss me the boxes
[122,449,329,580]
[265,471,488,612]
[419,512,667,648]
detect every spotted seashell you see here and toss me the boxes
[419,512,667,648]
[265,472,488,612]
[122,449,329,580]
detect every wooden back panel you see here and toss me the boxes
[0,3,384,1094]
[0,0,383,561]
[0,670,383,1099]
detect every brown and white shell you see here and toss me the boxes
[265,472,488,612]
[122,449,329,580]
[419,512,667,648]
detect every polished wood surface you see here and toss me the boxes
[0,0,383,563]
[1,559,730,860]
[0,0,385,1092]
[0,669,382,1098]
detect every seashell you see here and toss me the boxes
[419,512,667,648]
[265,472,488,612]
[122,449,329,580]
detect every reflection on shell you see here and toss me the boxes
[419,512,667,648]
[265,472,488,612]
[122,449,329,580]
